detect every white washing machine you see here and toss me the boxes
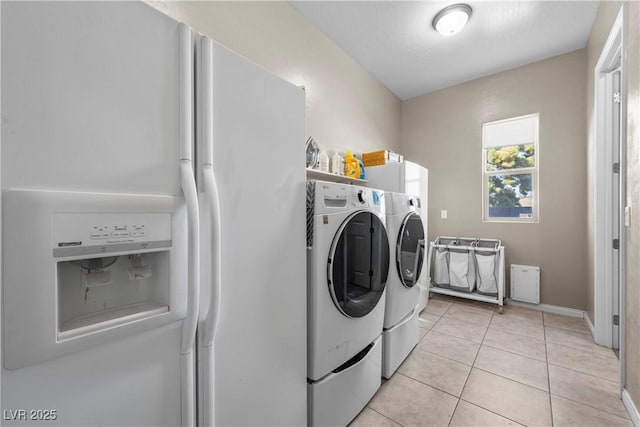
[306,180,390,427]
[382,192,426,378]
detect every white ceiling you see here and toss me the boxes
[291,1,600,100]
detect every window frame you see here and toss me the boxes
[482,113,540,223]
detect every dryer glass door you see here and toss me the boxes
[328,211,389,318]
[397,212,425,288]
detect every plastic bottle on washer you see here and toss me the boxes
[343,151,360,178]
[318,150,329,172]
[331,152,341,174]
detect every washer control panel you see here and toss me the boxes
[349,187,384,214]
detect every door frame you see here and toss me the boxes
[592,5,625,369]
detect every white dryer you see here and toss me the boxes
[366,161,429,313]
[307,180,390,427]
[382,192,426,378]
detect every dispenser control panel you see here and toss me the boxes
[53,213,172,257]
[89,224,147,240]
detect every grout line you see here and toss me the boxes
[544,335,618,359]
[364,406,405,427]
[545,323,592,337]
[489,318,546,340]
[395,372,463,401]
[544,323,592,335]
[549,392,632,421]
[547,361,623,386]
[441,301,493,427]
[480,342,546,363]
[544,317,555,426]
[427,326,485,346]
[440,312,493,329]
[457,398,526,426]
[446,305,497,425]
[417,346,475,368]
[496,315,545,328]
[471,365,549,393]
[504,318,546,328]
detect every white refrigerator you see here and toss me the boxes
[1,2,306,426]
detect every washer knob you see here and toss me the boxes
[409,198,415,206]
[357,190,366,204]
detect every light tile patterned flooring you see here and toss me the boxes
[350,294,631,427]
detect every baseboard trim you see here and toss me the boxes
[505,299,584,318]
[585,312,597,341]
[622,389,640,426]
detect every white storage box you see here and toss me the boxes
[510,264,540,304]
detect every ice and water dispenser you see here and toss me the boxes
[2,190,187,369]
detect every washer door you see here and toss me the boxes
[396,212,425,288]
[328,211,389,318]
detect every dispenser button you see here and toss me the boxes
[101,233,111,239]
[91,233,101,240]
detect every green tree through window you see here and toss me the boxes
[482,114,538,222]
[487,144,534,209]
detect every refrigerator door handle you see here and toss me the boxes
[200,36,221,349]
[198,37,221,427]
[179,23,199,427]
[202,164,222,347]
[180,161,200,353]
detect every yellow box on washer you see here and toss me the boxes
[361,150,403,166]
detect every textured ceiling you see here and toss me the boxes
[291,1,600,100]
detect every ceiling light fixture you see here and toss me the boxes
[432,3,472,37]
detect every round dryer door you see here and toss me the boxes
[328,211,389,318]
[396,212,425,288]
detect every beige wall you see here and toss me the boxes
[624,0,640,411]
[401,50,588,309]
[146,1,401,155]
[585,0,623,328]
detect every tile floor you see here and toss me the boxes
[350,294,631,427]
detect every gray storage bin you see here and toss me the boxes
[474,239,501,296]
[448,238,477,293]
[432,237,457,288]
[433,248,450,287]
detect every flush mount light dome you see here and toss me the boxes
[432,3,472,37]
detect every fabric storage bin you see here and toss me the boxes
[432,237,457,287]
[474,239,501,296]
[448,238,477,292]
[433,248,450,286]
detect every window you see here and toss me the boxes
[482,114,539,222]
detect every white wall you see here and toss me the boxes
[146,1,402,156]
[401,50,588,309]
